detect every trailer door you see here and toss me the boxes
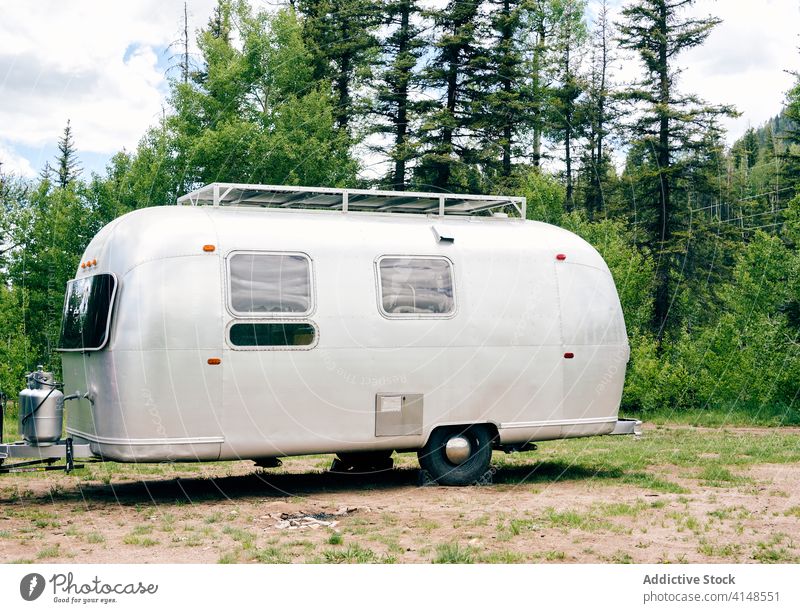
[555,261,628,433]
[220,251,318,456]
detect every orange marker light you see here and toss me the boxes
[92,259,97,266]
[203,245,216,252]
[81,263,86,269]
[207,358,221,365]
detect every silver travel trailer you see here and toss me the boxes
[0,183,638,485]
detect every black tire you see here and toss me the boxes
[418,425,493,486]
[334,450,394,472]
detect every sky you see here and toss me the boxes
[0,0,798,180]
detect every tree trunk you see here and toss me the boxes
[436,34,458,189]
[501,0,512,176]
[594,1,607,216]
[531,19,546,167]
[654,1,671,348]
[393,1,411,190]
[183,2,189,85]
[335,21,352,133]
[564,31,574,211]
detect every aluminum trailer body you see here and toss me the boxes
[56,184,630,480]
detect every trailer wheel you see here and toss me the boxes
[418,425,493,486]
[333,450,394,473]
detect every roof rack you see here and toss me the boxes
[176,182,526,218]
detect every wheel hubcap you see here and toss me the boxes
[445,435,472,465]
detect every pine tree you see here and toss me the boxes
[206,1,230,40]
[297,0,381,135]
[416,0,482,191]
[38,161,54,185]
[780,71,800,199]
[370,0,427,189]
[547,0,587,211]
[472,0,533,179]
[55,119,82,189]
[521,0,560,168]
[580,0,617,218]
[180,2,191,84]
[616,0,735,347]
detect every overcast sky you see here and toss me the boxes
[0,0,798,179]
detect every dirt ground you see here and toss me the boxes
[1,425,799,564]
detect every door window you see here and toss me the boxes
[228,252,312,316]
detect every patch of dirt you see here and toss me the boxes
[0,452,799,564]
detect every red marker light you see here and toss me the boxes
[556,253,567,261]
[564,352,575,359]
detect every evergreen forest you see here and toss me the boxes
[1,0,799,423]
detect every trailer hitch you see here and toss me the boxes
[0,438,94,474]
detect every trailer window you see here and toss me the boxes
[378,257,454,316]
[229,253,312,315]
[58,274,117,351]
[229,322,316,348]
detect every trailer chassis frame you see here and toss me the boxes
[0,438,95,474]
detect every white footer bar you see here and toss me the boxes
[1,564,797,612]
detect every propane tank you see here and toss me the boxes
[18,367,64,446]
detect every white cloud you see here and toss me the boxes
[681,0,800,139]
[0,0,217,155]
[0,141,36,177]
[604,0,799,143]
[1,0,798,178]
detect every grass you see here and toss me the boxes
[218,550,240,564]
[432,543,476,564]
[707,506,751,521]
[252,546,290,563]
[751,534,796,563]
[322,543,377,564]
[697,465,749,487]
[122,534,159,547]
[507,517,538,535]
[641,407,800,428]
[478,550,525,563]
[174,534,205,547]
[665,511,702,534]
[222,526,256,548]
[610,550,633,564]
[36,544,61,559]
[542,550,567,561]
[697,539,742,559]
[86,532,105,544]
[2,412,800,492]
[3,411,800,565]
[542,507,612,532]
[599,501,648,517]
[488,423,800,502]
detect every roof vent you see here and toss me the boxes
[431,226,455,244]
